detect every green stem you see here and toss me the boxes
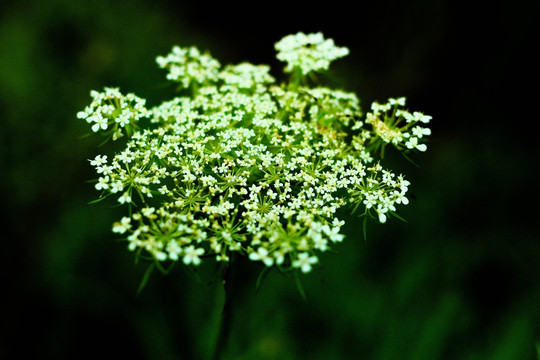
[289,67,303,92]
[212,256,236,360]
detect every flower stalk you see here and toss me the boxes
[212,255,237,360]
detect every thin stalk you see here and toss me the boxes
[212,255,236,360]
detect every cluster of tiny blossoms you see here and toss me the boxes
[275,32,349,75]
[81,32,432,273]
[77,87,151,141]
[358,97,432,156]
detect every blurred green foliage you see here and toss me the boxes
[2,0,538,359]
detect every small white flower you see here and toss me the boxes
[274,250,286,265]
[154,251,168,261]
[275,32,349,75]
[416,143,427,152]
[167,241,182,261]
[405,137,419,150]
[90,114,108,132]
[141,207,156,218]
[110,181,123,194]
[89,155,107,166]
[388,97,406,106]
[95,176,109,190]
[249,247,274,267]
[363,193,377,209]
[292,253,318,273]
[222,230,232,242]
[332,218,345,228]
[393,191,409,205]
[77,111,88,119]
[216,253,230,262]
[182,245,204,265]
[127,229,142,250]
[406,135,427,151]
[118,192,131,204]
[313,236,328,251]
[117,151,134,164]
[323,225,345,243]
[112,217,131,234]
[116,109,131,127]
[412,126,431,138]
[376,206,388,223]
[413,112,432,123]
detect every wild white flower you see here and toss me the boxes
[110,181,123,194]
[363,193,378,209]
[216,253,230,262]
[275,32,349,75]
[312,235,329,251]
[112,217,132,234]
[77,111,88,119]
[414,112,432,123]
[182,245,204,265]
[95,176,109,190]
[118,192,131,204]
[116,110,131,127]
[389,97,406,106]
[292,252,318,273]
[89,155,107,166]
[417,144,428,152]
[167,240,182,261]
[141,207,156,218]
[405,136,427,151]
[81,33,432,275]
[393,191,409,205]
[127,229,142,250]
[219,63,274,89]
[156,46,221,89]
[117,151,134,164]
[89,115,108,132]
[376,207,388,223]
[412,126,432,138]
[249,247,274,267]
[322,225,345,243]
[80,87,150,140]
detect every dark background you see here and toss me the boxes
[1,0,538,359]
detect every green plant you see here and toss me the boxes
[79,32,432,279]
[79,31,433,358]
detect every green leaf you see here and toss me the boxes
[137,262,155,295]
[293,271,307,301]
[401,151,420,168]
[87,195,110,205]
[155,260,176,275]
[77,131,93,140]
[362,214,368,243]
[389,210,408,223]
[255,266,271,294]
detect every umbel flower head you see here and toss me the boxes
[275,32,349,75]
[80,32,432,274]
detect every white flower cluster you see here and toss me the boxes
[77,87,150,140]
[275,32,350,75]
[362,97,432,154]
[156,46,221,89]
[81,33,432,274]
[219,63,275,90]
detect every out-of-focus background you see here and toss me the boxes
[2,0,538,359]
